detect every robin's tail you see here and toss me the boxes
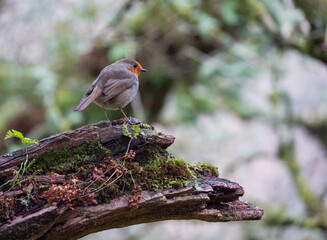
[72,86,102,111]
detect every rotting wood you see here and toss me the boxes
[0,118,264,240]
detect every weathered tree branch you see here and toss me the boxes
[0,118,174,174]
[0,118,263,240]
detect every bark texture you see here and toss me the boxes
[0,118,263,240]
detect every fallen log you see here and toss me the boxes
[0,118,263,240]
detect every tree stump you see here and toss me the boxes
[0,118,264,240]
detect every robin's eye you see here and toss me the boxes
[133,63,137,68]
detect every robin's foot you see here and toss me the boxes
[120,108,132,124]
[124,117,132,124]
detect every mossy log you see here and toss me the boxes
[0,118,263,240]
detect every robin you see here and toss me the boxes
[72,58,147,123]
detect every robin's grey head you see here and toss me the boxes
[118,58,147,75]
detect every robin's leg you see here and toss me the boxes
[103,108,110,123]
[120,108,132,124]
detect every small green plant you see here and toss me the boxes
[122,123,156,154]
[122,123,141,139]
[5,129,39,145]
[1,129,39,191]
[122,123,142,154]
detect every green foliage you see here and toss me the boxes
[109,42,138,61]
[1,129,39,192]
[122,123,156,140]
[122,123,141,154]
[5,129,39,145]
[0,2,327,237]
[122,123,141,140]
[0,4,325,240]
[0,0,325,138]
[0,159,37,192]
[122,123,157,153]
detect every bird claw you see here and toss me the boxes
[124,117,132,124]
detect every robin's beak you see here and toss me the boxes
[141,68,148,72]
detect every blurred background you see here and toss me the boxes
[1,0,327,239]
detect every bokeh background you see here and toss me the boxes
[1,0,327,239]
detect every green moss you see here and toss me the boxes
[2,122,223,224]
[96,183,123,203]
[133,146,167,165]
[111,144,129,156]
[23,129,218,203]
[30,141,109,174]
[220,211,235,221]
[129,156,196,191]
[194,163,219,177]
[80,122,103,129]
[139,123,156,132]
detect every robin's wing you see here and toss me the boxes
[72,65,122,111]
[72,83,102,111]
[100,76,137,104]
[73,65,137,111]
[81,80,97,102]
